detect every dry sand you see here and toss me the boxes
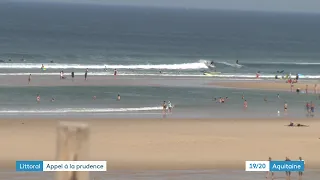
[211,81,320,92]
[1,118,319,170]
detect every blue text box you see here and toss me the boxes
[269,161,304,172]
[16,161,43,172]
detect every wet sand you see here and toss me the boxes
[212,80,320,92]
[1,75,319,91]
[0,75,215,87]
[1,118,319,170]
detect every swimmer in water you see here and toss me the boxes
[92,96,96,100]
[284,102,288,112]
[117,94,120,101]
[243,100,248,109]
[51,98,55,102]
[236,60,239,64]
[36,94,40,103]
[264,96,267,102]
[242,93,244,99]
[277,94,280,99]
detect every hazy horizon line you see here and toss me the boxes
[2,0,320,15]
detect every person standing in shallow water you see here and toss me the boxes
[284,102,288,113]
[243,100,247,110]
[28,74,31,84]
[84,68,88,80]
[162,101,167,117]
[36,94,40,103]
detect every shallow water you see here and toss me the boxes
[0,82,318,119]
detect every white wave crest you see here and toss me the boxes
[0,106,163,114]
[0,62,208,70]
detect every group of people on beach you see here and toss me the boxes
[28,66,121,84]
[162,101,173,117]
[266,157,304,180]
[213,97,229,103]
[305,101,315,117]
[292,83,318,94]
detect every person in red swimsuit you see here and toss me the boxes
[243,100,248,109]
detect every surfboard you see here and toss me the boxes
[41,68,46,71]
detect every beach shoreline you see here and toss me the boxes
[211,80,320,92]
[1,118,319,171]
[0,75,319,90]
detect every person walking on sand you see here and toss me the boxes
[285,157,291,179]
[305,85,308,94]
[28,74,31,84]
[266,157,274,179]
[298,157,303,180]
[290,82,294,92]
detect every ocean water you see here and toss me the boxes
[0,2,320,79]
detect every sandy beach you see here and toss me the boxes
[212,80,320,92]
[1,118,319,170]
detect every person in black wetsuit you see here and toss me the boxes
[236,60,239,64]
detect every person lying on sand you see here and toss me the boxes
[287,122,309,127]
